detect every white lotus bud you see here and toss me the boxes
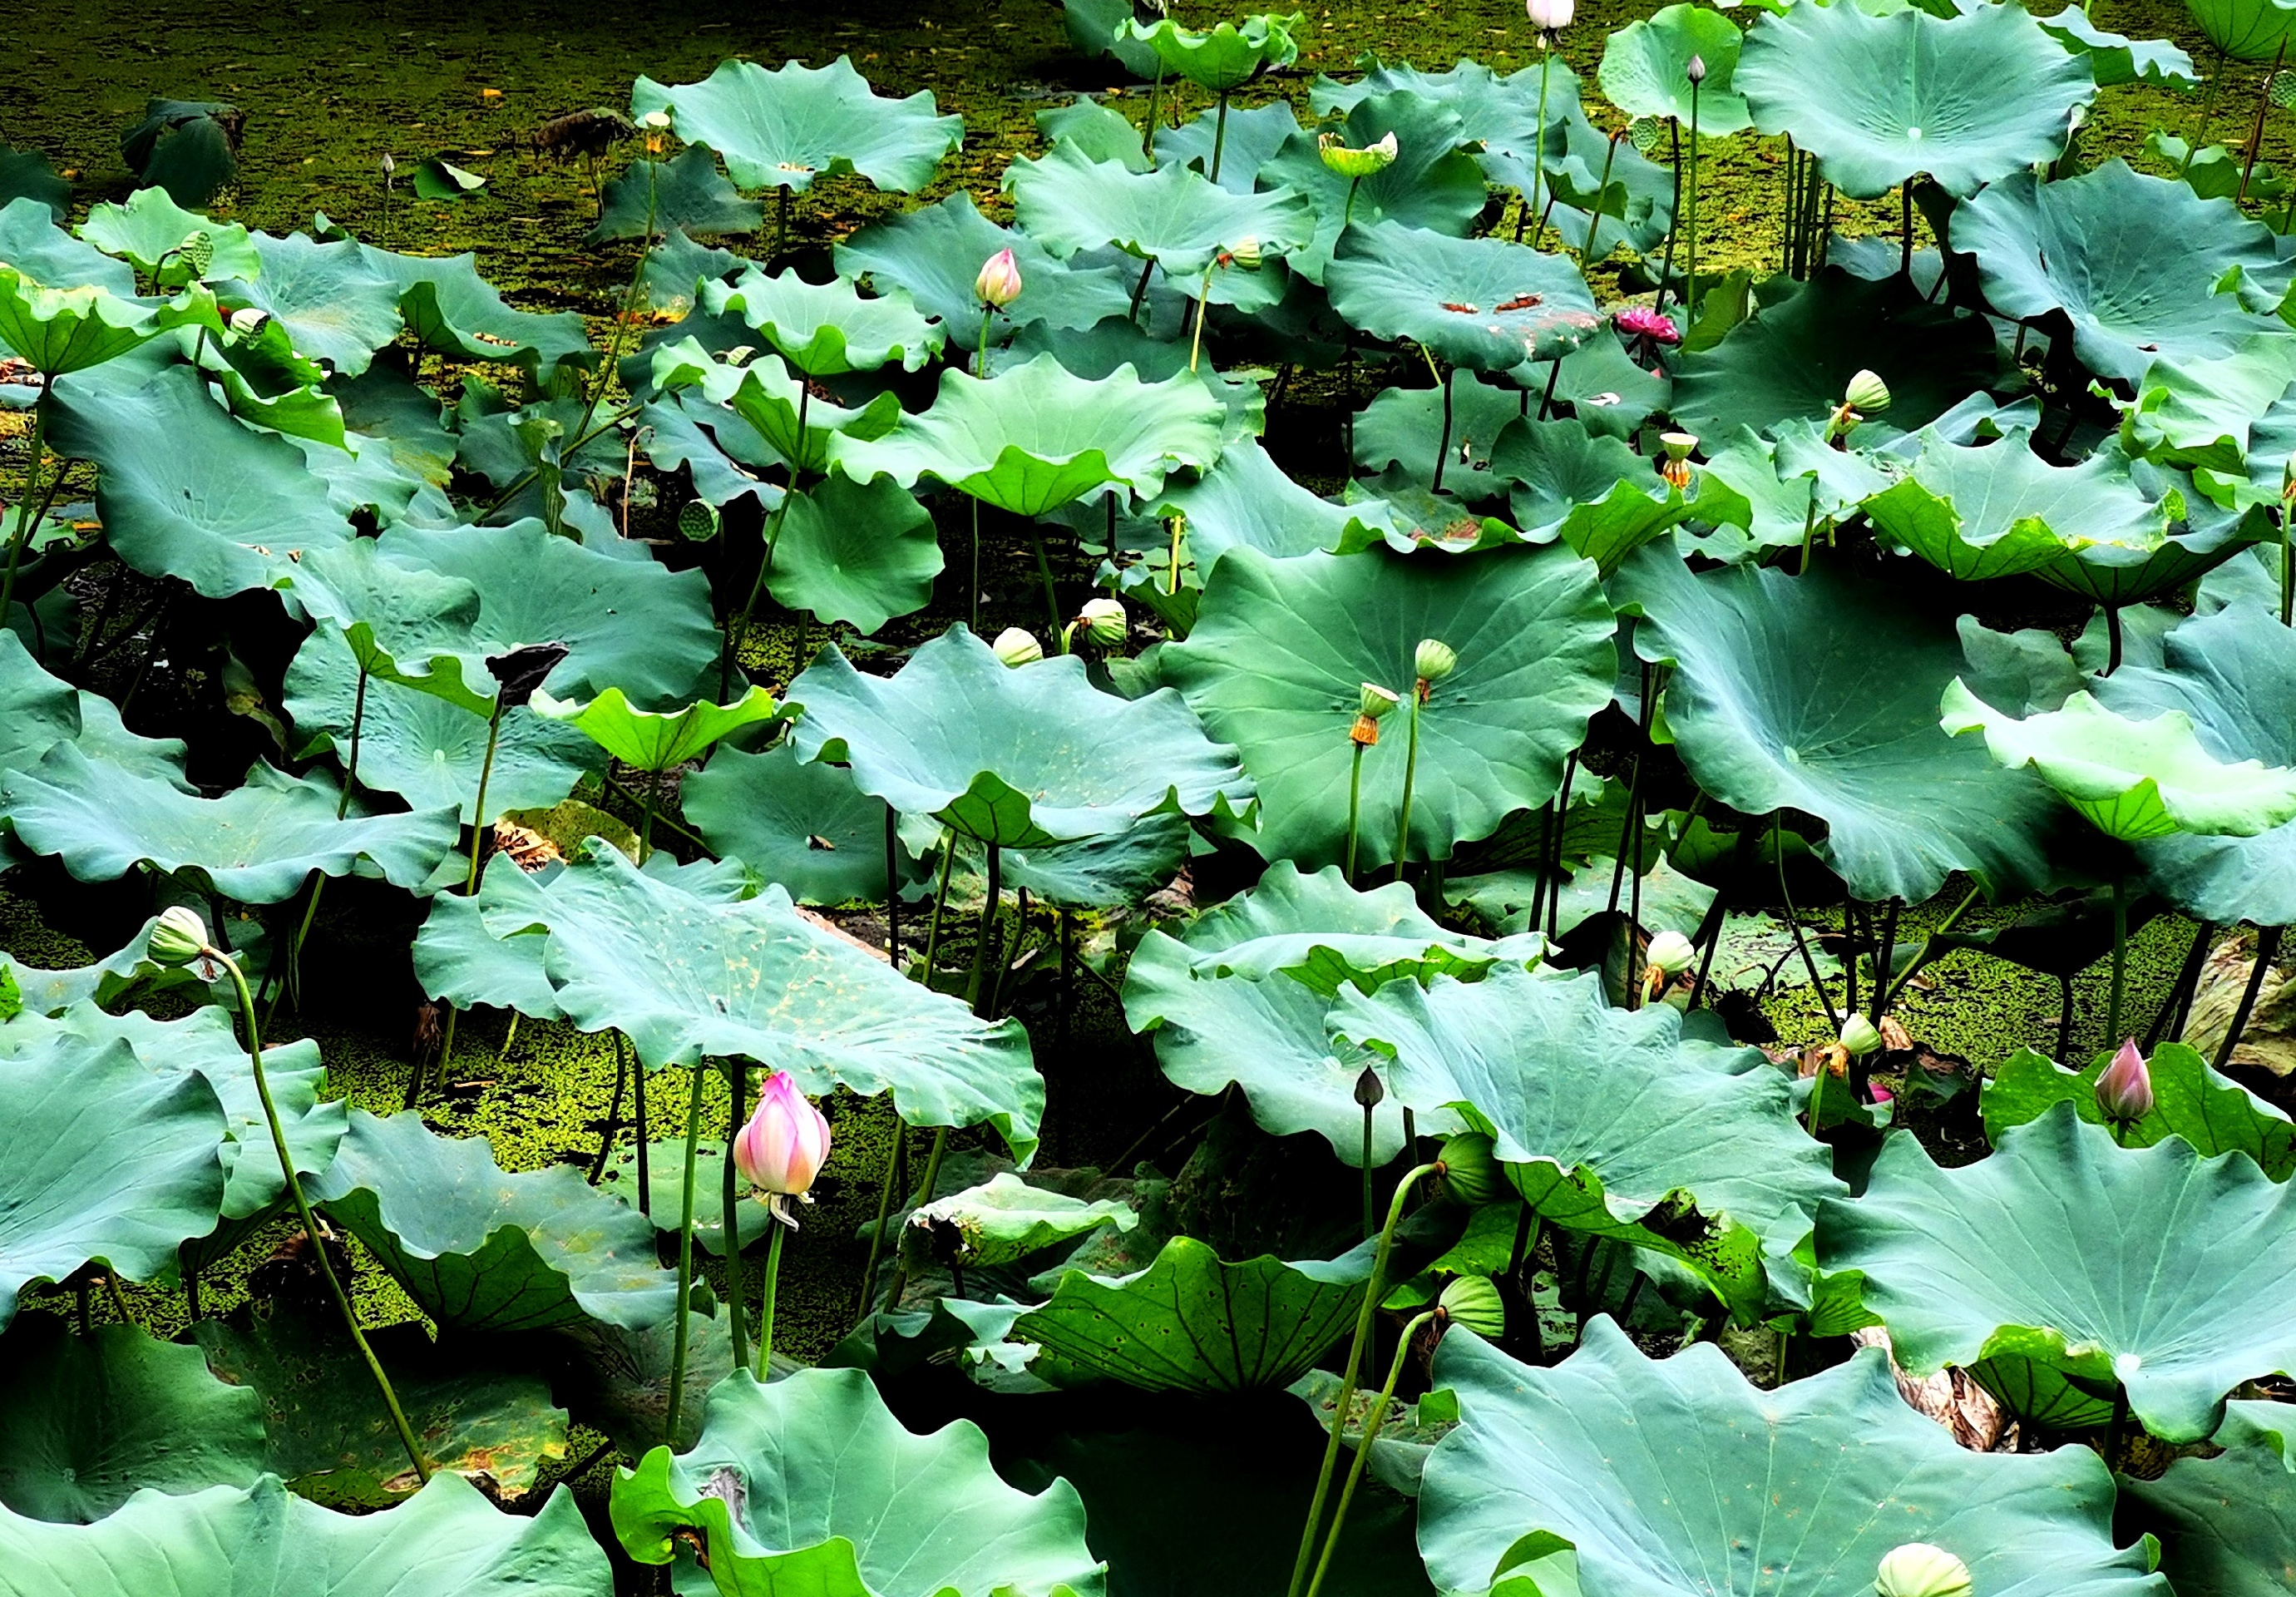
[991,626,1043,667]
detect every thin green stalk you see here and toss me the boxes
[463,706,505,892]
[976,304,994,379]
[1167,512,1185,598]
[1775,816,1842,1034]
[723,1056,749,1375]
[1360,1099,1375,1239]
[630,1036,650,1218]
[1143,66,1166,160]
[573,158,661,442]
[0,390,52,623]
[1032,529,1061,634]
[1345,742,1366,885]
[664,1066,707,1445]
[722,405,803,695]
[1188,259,1216,373]
[275,662,369,1024]
[2280,510,2291,625]
[1210,91,1231,184]
[1392,692,1424,882]
[753,1222,786,1381]
[970,496,982,632]
[964,843,1002,1011]
[1880,884,1980,1010]
[1342,175,1363,226]
[854,1119,906,1323]
[1426,354,1455,492]
[1686,77,1701,329]
[2107,873,2129,1046]
[1581,133,1621,264]
[1655,119,1683,317]
[876,1126,949,1314]
[1305,1311,1439,1597]
[1530,45,1553,248]
[920,833,957,978]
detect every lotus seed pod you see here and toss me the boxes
[1661,431,1698,462]
[176,231,215,276]
[1844,368,1892,414]
[1839,1014,1885,1057]
[148,907,212,969]
[2095,1038,2155,1125]
[1874,1543,1973,1597]
[1439,1274,1507,1339]
[1646,929,1697,977]
[1353,1065,1387,1109]
[677,500,721,541]
[1438,1132,1506,1205]
[227,306,270,337]
[1317,130,1400,179]
[975,247,1024,309]
[1352,683,1400,746]
[1414,638,1458,684]
[991,626,1044,667]
[1077,596,1127,647]
[1526,0,1574,32]
[1223,234,1265,271]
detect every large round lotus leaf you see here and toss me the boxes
[1984,1042,2296,1179]
[408,858,575,1021]
[612,1367,1102,1597]
[1941,680,2296,841]
[0,1320,266,1523]
[792,625,1248,849]
[1822,1105,2296,1441]
[531,684,780,774]
[0,1471,612,1596]
[0,745,459,902]
[287,536,483,694]
[220,230,403,377]
[2032,482,2277,609]
[1015,1235,1371,1393]
[1153,438,1365,574]
[587,145,761,245]
[1489,415,1687,574]
[1953,162,2284,383]
[763,472,942,635]
[78,188,256,280]
[1333,966,1842,1318]
[1165,543,1613,871]
[0,265,214,375]
[834,193,1135,349]
[360,248,593,386]
[46,363,354,601]
[632,57,963,195]
[2186,0,2296,61]
[2091,604,2296,923]
[682,744,918,906]
[1599,4,1751,133]
[1256,92,1488,285]
[0,195,133,294]
[1736,0,2092,199]
[1670,269,1994,440]
[650,338,902,478]
[1118,12,1301,91]
[1864,428,2172,581]
[2037,7,2200,87]
[701,266,942,377]
[1420,1320,2164,1597]
[529,845,1044,1157]
[1005,141,1316,278]
[0,629,187,786]
[0,1032,225,1326]
[1354,375,1530,487]
[1326,220,1602,371]
[2123,1399,2296,1597]
[309,1107,679,1335]
[832,353,1225,517]
[1613,549,2059,902]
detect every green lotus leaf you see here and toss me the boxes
[195,1305,570,1509]
[763,472,943,635]
[285,536,486,700]
[309,1107,680,1335]
[632,57,963,195]
[701,266,943,376]
[1256,92,1489,284]
[46,363,353,601]
[1354,374,1530,487]
[1005,140,1316,278]
[1984,1042,2295,1178]
[0,629,186,786]
[1820,1104,2296,1442]
[598,1138,773,1258]
[1333,966,1842,1317]
[0,1320,265,1523]
[650,339,902,477]
[0,265,217,376]
[531,843,1044,1158]
[835,194,1134,349]
[0,744,458,902]
[220,230,404,377]
[637,392,781,511]
[2036,7,2200,87]
[1155,100,1301,190]
[906,1173,1135,1270]
[2122,1399,2296,1597]
[1326,220,1602,371]
[361,247,594,385]
[0,1031,226,1327]
[1599,4,1752,132]
[611,1367,1103,1597]
[589,144,762,244]
[0,1472,611,1596]
[1165,543,1615,871]
[1064,0,1165,73]
[2123,329,2296,477]
[1154,437,1367,572]
[951,809,1193,909]
[532,683,779,774]
[1953,162,2285,383]
[2186,0,2296,61]
[1118,12,1301,91]
[792,625,1247,849]
[1040,97,1158,172]
[683,744,917,906]
[2092,603,2296,924]
[77,188,257,281]
[1615,550,2060,902]
[409,860,570,1021]
[1015,1235,1371,1393]
[1864,427,2172,581]
[1420,1319,2163,1597]
[0,147,68,223]
[1670,268,1994,439]
[1736,0,2092,199]
[1942,679,2296,841]
[1490,414,1687,573]
[0,195,134,294]
[2030,475,2277,609]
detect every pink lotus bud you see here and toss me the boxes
[1526,0,1574,31]
[1613,305,1681,347]
[975,248,1023,309]
[2095,1039,2154,1125]
[733,1070,832,1226]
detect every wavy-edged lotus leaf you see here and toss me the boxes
[1256,92,1488,285]
[0,1471,612,1596]
[836,193,1134,349]
[637,392,781,512]
[2036,7,2200,87]
[682,744,915,906]
[0,195,134,294]
[588,144,762,245]
[952,809,1194,910]
[1155,100,1301,190]
[600,1138,773,1258]
[409,861,569,1020]
[1736,0,2092,199]
[1015,1235,1371,1393]
[1039,98,1158,172]
[1599,3,1752,132]
[701,267,942,377]
[1334,966,1842,1316]
[1154,437,1366,572]
[0,1032,225,1327]
[0,629,187,786]
[1005,141,1316,279]
[1420,1320,2165,1597]
[531,684,779,774]
[1326,221,1602,370]
[220,230,403,377]
[1490,414,1686,573]
[45,363,353,601]
[833,353,1224,517]
[612,1367,1104,1597]
[2122,1399,2296,1597]
[1984,1043,2295,1179]
[0,148,69,223]
[2031,472,2276,609]
[1941,680,2296,841]
[309,1107,679,1335]
[0,744,458,902]
[1615,550,2060,902]
[1953,162,2284,383]
[1118,12,1301,91]
[1354,374,1530,487]
[906,1174,1136,1271]
[2123,329,2296,477]
[355,247,591,383]
[1168,543,1616,871]
[792,625,1247,849]
[1821,1104,2296,1441]
[532,844,1044,1158]
[288,530,481,688]
[1671,268,1994,440]
[1864,428,2171,580]
[650,338,902,477]
[2186,0,2296,60]
[632,57,963,195]
[77,189,256,281]
[0,1320,266,1524]
[0,265,216,376]
[763,472,943,635]
[2091,603,2296,925]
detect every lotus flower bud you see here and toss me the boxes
[1526,0,1574,32]
[1353,1065,1386,1109]
[1438,1274,1507,1339]
[1317,130,1399,180]
[1219,234,1264,271]
[1352,681,1400,745]
[1874,1543,1973,1597]
[1647,929,1696,977]
[976,248,1023,309]
[2096,1038,2154,1125]
[148,906,212,969]
[1438,1132,1506,1205]
[991,626,1044,667]
[1076,596,1127,647]
[381,152,397,176]
[733,1070,833,1228]
[1414,638,1458,685]
[1686,53,1707,85]
[1844,368,1893,415]
[1840,1014,1885,1057]
[1614,305,1680,349]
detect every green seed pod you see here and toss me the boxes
[1414,638,1458,684]
[677,500,721,541]
[1874,1544,1973,1597]
[1839,1014,1885,1057]
[148,906,211,969]
[1844,368,1892,415]
[176,230,215,277]
[1317,129,1399,179]
[1439,1132,1506,1205]
[1358,682,1400,720]
[1439,1274,1507,1340]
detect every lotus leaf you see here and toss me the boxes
[1599,4,1752,132]
[1354,374,1529,487]
[1255,93,1488,284]
[1326,221,1602,370]
[1864,428,2171,580]
[950,809,1194,910]
[0,629,186,786]
[1154,437,1365,571]
[637,393,780,510]
[763,472,943,635]
[77,188,257,280]
[2122,1399,2296,1597]
[681,744,913,906]
[1984,1043,2295,1178]
[1005,141,1316,279]
[906,1174,1136,1269]
[221,231,404,377]
[1491,414,1687,572]
[0,195,133,294]
[2036,7,2200,87]
[409,864,570,1022]
[835,193,1135,347]
[702,267,942,376]
[2186,0,2296,61]
[632,57,963,194]
[532,684,779,774]
[1117,12,1301,91]
[0,148,67,222]
[362,248,593,384]
[650,338,902,477]
[588,145,762,243]
[285,537,485,699]
[0,266,215,376]
[1155,101,1301,190]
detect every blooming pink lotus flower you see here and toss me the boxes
[1614,305,1681,348]
[2095,1039,2155,1125]
[733,1070,833,1227]
[975,248,1023,309]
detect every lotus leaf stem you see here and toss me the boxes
[1582,131,1621,264]
[2279,512,2291,624]
[885,808,902,967]
[1775,816,1843,1034]
[725,478,797,698]
[1210,92,1231,184]
[1880,883,1980,1011]
[1868,899,1899,1027]
[856,1118,906,1324]
[463,705,506,892]
[1033,528,1062,634]
[1345,741,1366,885]
[2148,919,2216,1050]
[1360,1096,1375,1239]
[590,1039,629,1184]
[1167,512,1185,597]
[964,842,1003,1010]
[2107,874,2129,1046]
[1425,354,1455,493]
[1686,77,1701,329]
[753,1221,785,1381]
[664,1065,707,1445]
[632,1036,651,1218]
[879,1125,950,1314]
[1143,66,1166,161]
[1547,751,1579,940]
[921,830,957,978]
[1530,42,1554,250]
[1392,686,1424,881]
[723,1055,749,1374]
[975,304,993,379]
[1188,260,1216,373]
[0,389,51,624]
[1655,119,1682,315]
[1305,1309,1439,1597]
